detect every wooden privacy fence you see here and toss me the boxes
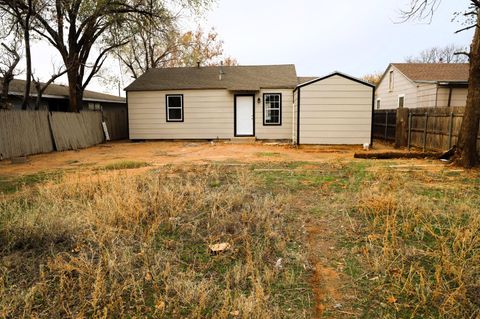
[49,111,104,151]
[0,110,106,160]
[102,108,128,140]
[0,110,54,160]
[373,109,397,141]
[376,106,480,155]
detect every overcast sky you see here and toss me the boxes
[29,0,473,95]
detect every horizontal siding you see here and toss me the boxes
[255,89,293,140]
[300,118,370,125]
[301,136,370,144]
[128,89,294,140]
[450,88,467,107]
[417,83,437,108]
[299,75,373,145]
[128,90,234,140]
[376,65,417,110]
[437,87,467,108]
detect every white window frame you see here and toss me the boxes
[166,94,184,122]
[263,93,282,125]
[398,94,405,108]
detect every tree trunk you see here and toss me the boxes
[455,12,480,168]
[21,0,32,110]
[67,68,83,112]
[33,80,41,110]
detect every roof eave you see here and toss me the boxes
[414,80,469,85]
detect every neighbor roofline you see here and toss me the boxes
[7,90,125,103]
[415,80,469,85]
[377,63,416,87]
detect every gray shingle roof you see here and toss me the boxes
[125,65,298,91]
[0,78,125,103]
[297,76,318,85]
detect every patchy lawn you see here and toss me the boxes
[0,142,479,318]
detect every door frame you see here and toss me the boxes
[234,94,255,137]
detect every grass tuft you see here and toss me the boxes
[101,160,150,170]
[0,171,63,194]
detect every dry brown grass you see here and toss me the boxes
[0,165,311,318]
[354,169,480,318]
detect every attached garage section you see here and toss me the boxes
[295,72,374,145]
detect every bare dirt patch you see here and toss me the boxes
[0,140,370,176]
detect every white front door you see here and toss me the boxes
[235,95,254,136]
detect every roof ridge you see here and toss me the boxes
[149,64,296,71]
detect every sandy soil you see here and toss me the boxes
[0,140,397,176]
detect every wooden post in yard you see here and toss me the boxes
[408,112,412,150]
[448,112,454,149]
[423,112,428,152]
[384,111,388,140]
[395,107,409,148]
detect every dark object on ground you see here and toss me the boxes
[11,156,29,164]
[439,146,457,161]
[354,151,443,160]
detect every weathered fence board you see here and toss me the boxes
[0,110,54,159]
[375,106,480,155]
[0,110,105,160]
[373,109,397,141]
[49,111,104,151]
[103,108,128,140]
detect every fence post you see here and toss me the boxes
[384,111,388,140]
[423,112,428,152]
[448,112,454,149]
[407,112,412,150]
[395,107,409,148]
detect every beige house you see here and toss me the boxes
[375,63,469,110]
[125,65,374,145]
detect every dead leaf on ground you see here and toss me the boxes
[387,296,397,303]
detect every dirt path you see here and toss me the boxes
[303,206,359,318]
[0,140,380,176]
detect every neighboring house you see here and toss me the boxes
[0,78,126,112]
[125,65,374,145]
[375,63,469,110]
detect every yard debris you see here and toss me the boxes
[155,299,166,311]
[334,303,343,309]
[275,258,283,269]
[209,242,231,255]
[11,156,29,164]
[387,296,397,304]
[229,310,240,316]
[144,271,153,281]
[354,151,443,160]
[354,147,457,160]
